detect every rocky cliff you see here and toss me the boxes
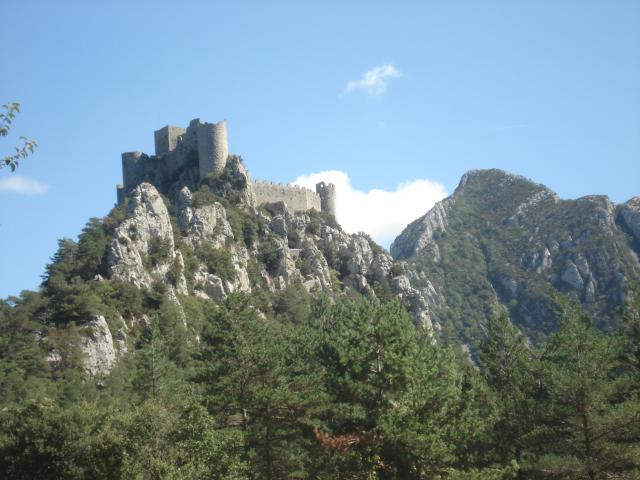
[34,165,640,373]
[68,159,436,374]
[392,169,640,349]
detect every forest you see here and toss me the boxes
[1,250,639,478]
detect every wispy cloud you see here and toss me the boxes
[293,170,447,247]
[0,175,49,195]
[343,64,403,96]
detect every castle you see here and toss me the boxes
[116,118,337,217]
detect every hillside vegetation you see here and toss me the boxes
[1,166,639,478]
[392,169,640,349]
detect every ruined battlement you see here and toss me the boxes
[252,180,322,212]
[120,118,228,191]
[117,118,337,217]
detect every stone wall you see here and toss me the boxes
[118,118,336,217]
[316,182,337,217]
[253,180,322,212]
[119,118,228,200]
[154,126,186,156]
[197,120,228,178]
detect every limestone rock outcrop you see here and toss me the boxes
[80,315,116,376]
[105,182,436,330]
[107,183,187,294]
[620,196,640,243]
[390,199,452,260]
[389,168,640,351]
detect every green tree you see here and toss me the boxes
[525,301,640,479]
[0,400,125,479]
[195,294,326,479]
[133,317,175,402]
[479,310,539,467]
[1,102,37,171]
[315,298,499,479]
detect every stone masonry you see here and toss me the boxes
[117,118,337,216]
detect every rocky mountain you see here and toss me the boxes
[391,169,640,348]
[36,157,440,376]
[9,162,639,375]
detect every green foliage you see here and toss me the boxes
[190,185,217,209]
[258,237,282,274]
[389,262,404,277]
[401,170,640,352]
[272,281,311,323]
[295,253,314,277]
[194,294,327,478]
[2,222,639,479]
[145,235,172,269]
[521,300,640,478]
[0,400,125,479]
[247,257,265,287]
[315,298,495,478]
[174,238,198,291]
[194,242,236,281]
[0,398,245,480]
[306,209,339,235]
[479,309,539,464]
[191,184,264,247]
[226,204,265,248]
[1,102,38,171]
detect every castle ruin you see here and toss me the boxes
[117,118,337,217]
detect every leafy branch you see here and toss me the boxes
[1,102,38,171]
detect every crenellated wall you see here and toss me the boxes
[253,180,322,212]
[120,118,227,195]
[117,117,336,217]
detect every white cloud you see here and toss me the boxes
[0,175,49,195]
[293,170,447,247]
[343,64,403,96]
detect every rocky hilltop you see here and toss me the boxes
[392,169,640,348]
[37,156,438,376]
[8,156,640,375]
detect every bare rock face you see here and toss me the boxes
[561,261,584,291]
[390,198,452,260]
[392,275,437,329]
[620,196,640,243]
[80,315,116,376]
[108,182,437,330]
[107,183,186,291]
[389,168,640,351]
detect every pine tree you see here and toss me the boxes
[526,301,640,479]
[316,298,498,479]
[133,318,173,402]
[195,294,326,479]
[479,310,538,466]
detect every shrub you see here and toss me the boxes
[247,258,265,287]
[258,238,282,275]
[390,263,404,277]
[195,243,236,282]
[296,255,314,277]
[191,185,218,209]
[146,236,172,268]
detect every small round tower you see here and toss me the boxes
[121,151,145,188]
[316,181,337,218]
[197,120,228,179]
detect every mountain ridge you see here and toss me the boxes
[391,168,640,349]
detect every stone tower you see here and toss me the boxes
[121,151,146,188]
[316,182,337,218]
[197,120,228,179]
[154,126,187,156]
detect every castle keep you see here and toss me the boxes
[117,118,337,217]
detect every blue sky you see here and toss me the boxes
[1,0,639,298]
